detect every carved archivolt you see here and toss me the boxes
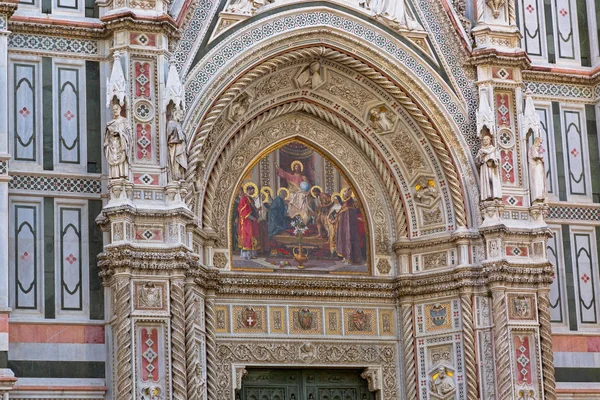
[184,44,471,230]
[216,340,398,399]
[203,110,397,253]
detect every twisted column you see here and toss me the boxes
[508,0,516,24]
[114,275,133,399]
[401,304,417,400]
[460,292,478,400]
[205,290,218,399]
[538,290,556,400]
[492,290,511,399]
[170,278,187,400]
[185,282,201,400]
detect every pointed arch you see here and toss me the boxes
[183,40,478,233]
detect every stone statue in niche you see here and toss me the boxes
[104,104,132,180]
[528,136,547,203]
[475,133,502,201]
[167,107,188,182]
[361,0,424,31]
[296,61,324,89]
[430,366,455,396]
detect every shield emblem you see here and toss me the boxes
[430,304,447,327]
[242,307,257,328]
[353,310,368,331]
[298,308,314,330]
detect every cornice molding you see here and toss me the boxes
[101,10,179,37]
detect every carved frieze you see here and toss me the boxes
[216,341,398,399]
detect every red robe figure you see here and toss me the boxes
[238,185,260,260]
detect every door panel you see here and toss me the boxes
[241,369,372,400]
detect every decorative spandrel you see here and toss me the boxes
[231,140,369,274]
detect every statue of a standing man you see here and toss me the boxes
[528,136,547,203]
[475,134,502,201]
[104,104,131,180]
[167,108,188,182]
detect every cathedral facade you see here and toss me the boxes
[0,0,599,399]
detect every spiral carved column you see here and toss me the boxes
[401,304,417,400]
[460,292,478,400]
[492,290,511,400]
[114,275,133,399]
[170,278,187,399]
[205,289,218,399]
[185,280,201,400]
[538,290,556,400]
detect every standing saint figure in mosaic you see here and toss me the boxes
[475,134,502,201]
[167,108,188,182]
[104,103,132,180]
[238,183,260,260]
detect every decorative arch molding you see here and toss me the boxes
[203,110,398,264]
[184,43,478,230]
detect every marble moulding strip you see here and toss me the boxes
[8,173,101,195]
[8,33,98,55]
[8,323,104,343]
[546,204,600,222]
[552,335,600,352]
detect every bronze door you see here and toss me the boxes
[240,368,373,400]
